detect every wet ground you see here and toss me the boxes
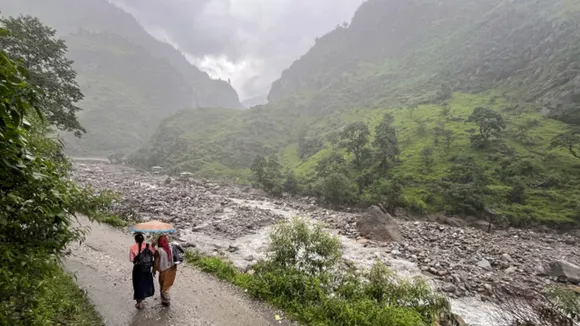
[64,216,292,326]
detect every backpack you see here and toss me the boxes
[171,242,184,265]
[134,243,154,273]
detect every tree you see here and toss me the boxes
[443,129,455,149]
[297,132,324,159]
[365,175,405,214]
[421,146,434,171]
[466,107,506,148]
[316,152,347,178]
[550,128,580,159]
[373,113,399,173]
[0,16,84,136]
[340,121,370,168]
[0,41,113,323]
[251,154,282,194]
[283,170,299,195]
[319,172,358,205]
[441,157,488,216]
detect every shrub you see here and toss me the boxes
[319,172,359,205]
[267,217,341,276]
[364,175,405,213]
[242,218,457,326]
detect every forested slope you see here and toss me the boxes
[0,0,242,155]
[135,0,580,226]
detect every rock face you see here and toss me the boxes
[547,261,580,284]
[356,206,403,242]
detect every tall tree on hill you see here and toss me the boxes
[550,128,580,159]
[0,15,84,136]
[466,107,506,148]
[373,113,399,173]
[340,121,370,168]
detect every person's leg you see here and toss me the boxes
[159,268,176,306]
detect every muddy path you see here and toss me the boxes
[64,216,291,326]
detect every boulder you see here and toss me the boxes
[356,206,403,242]
[547,261,580,284]
[443,217,467,228]
[477,258,492,270]
[471,220,493,232]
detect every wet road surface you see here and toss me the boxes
[64,217,288,326]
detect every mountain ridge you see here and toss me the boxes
[0,0,243,156]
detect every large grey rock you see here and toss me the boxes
[477,258,492,270]
[356,206,403,242]
[547,261,580,284]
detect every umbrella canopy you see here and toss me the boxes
[130,220,176,234]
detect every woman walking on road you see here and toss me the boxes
[154,235,177,306]
[129,232,155,309]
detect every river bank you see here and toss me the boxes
[72,162,580,326]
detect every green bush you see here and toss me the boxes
[318,172,359,205]
[186,217,457,326]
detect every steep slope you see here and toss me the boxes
[0,0,242,155]
[269,0,580,119]
[61,31,194,155]
[134,0,580,226]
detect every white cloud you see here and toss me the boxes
[111,0,364,99]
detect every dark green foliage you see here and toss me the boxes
[251,154,282,194]
[514,118,541,145]
[316,151,347,178]
[282,170,300,195]
[442,157,488,216]
[0,16,84,136]
[0,38,112,324]
[421,146,435,171]
[340,121,370,168]
[297,132,324,159]
[373,113,399,173]
[550,127,580,159]
[319,173,358,205]
[363,175,405,214]
[466,107,506,148]
[508,178,527,204]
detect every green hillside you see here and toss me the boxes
[133,0,580,226]
[0,0,242,155]
[61,31,195,155]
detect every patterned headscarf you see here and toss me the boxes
[157,235,171,258]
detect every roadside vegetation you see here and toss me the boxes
[0,18,113,325]
[186,217,461,326]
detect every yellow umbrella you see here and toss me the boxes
[130,220,176,233]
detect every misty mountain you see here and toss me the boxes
[0,0,243,156]
[242,96,268,108]
[133,0,580,226]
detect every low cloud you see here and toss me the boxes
[111,0,363,99]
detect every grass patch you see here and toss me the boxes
[1,260,103,326]
[95,213,129,228]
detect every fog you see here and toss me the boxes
[110,0,364,100]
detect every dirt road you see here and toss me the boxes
[64,217,288,326]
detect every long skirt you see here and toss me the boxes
[132,265,155,301]
[159,265,177,304]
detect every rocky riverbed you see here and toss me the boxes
[72,162,580,326]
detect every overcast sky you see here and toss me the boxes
[110,0,364,100]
